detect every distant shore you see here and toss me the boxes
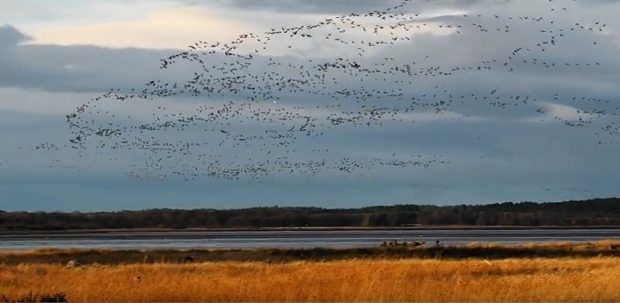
[3,225,620,235]
[3,198,620,231]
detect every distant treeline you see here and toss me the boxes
[1,198,620,230]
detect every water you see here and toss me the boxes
[1,229,619,250]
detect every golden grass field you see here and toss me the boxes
[1,257,620,302]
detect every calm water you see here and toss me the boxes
[1,229,619,250]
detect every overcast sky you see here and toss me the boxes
[1,0,619,211]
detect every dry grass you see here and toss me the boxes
[1,258,619,302]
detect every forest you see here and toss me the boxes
[1,198,620,230]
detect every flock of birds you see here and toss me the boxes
[32,0,620,181]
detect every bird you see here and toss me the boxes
[29,0,618,182]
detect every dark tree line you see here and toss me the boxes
[1,198,620,230]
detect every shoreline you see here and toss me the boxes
[1,241,619,265]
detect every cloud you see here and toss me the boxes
[0,26,184,92]
[0,88,85,118]
[0,24,31,47]
[536,101,594,122]
[201,0,406,14]
[28,6,253,49]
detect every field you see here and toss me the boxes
[1,258,620,302]
[1,242,620,302]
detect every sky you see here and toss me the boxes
[1,0,620,211]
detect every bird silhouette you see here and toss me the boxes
[28,0,619,181]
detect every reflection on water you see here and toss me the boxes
[1,229,619,250]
